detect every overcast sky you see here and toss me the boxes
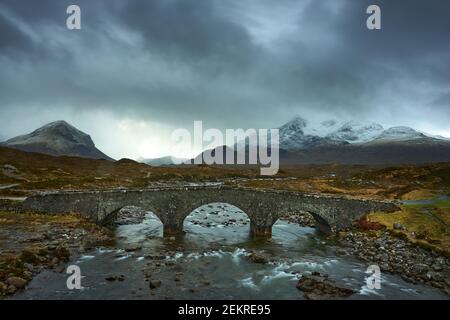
[0,0,449,159]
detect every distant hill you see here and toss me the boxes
[140,156,189,166]
[0,120,114,161]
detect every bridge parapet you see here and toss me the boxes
[21,186,399,237]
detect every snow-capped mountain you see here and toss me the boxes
[274,116,450,164]
[278,116,448,150]
[325,121,384,143]
[371,126,426,142]
[278,117,347,150]
[0,120,113,161]
[190,115,450,165]
[278,117,384,150]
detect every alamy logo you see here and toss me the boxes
[171,121,279,176]
[366,264,381,289]
[66,265,82,290]
[366,5,381,30]
[66,5,81,30]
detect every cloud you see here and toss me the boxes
[0,0,449,158]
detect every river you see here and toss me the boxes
[12,203,448,300]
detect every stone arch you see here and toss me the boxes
[99,204,165,228]
[269,210,332,235]
[181,202,251,233]
[307,211,332,234]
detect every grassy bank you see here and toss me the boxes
[368,197,450,256]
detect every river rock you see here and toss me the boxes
[105,274,125,282]
[149,280,162,289]
[432,263,444,272]
[174,272,183,282]
[248,251,270,264]
[0,281,7,292]
[6,276,27,289]
[20,249,40,264]
[54,246,71,262]
[412,263,429,274]
[426,271,443,282]
[336,248,349,256]
[51,257,59,266]
[393,222,405,230]
[296,273,356,300]
[7,285,17,295]
[105,275,116,281]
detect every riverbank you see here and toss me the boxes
[0,210,113,297]
[286,211,449,297]
[337,230,449,295]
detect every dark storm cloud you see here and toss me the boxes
[259,0,450,117]
[0,0,449,137]
[0,12,28,52]
[120,0,259,71]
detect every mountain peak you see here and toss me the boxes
[325,121,384,143]
[288,116,307,126]
[42,120,72,129]
[278,116,347,150]
[1,121,113,161]
[279,116,307,134]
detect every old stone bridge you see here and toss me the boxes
[21,186,399,237]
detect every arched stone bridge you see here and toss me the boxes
[21,186,399,237]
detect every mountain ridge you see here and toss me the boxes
[192,116,450,165]
[279,116,449,149]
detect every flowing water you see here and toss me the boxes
[13,203,448,300]
[401,195,449,206]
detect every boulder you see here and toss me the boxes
[149,280,162,289]
[248,251,270,264]
[54,246,71,262]
[6,276,27,289]
[20,249,40,264]
[0,281,7,292]
[296,273,356,300]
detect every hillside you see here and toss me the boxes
[1,121,113,161]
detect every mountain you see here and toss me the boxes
[280,117,387,146]
[279,119,450,165]
[325,121,384,143]
[275,117,387,149]
[370,126,426,142]
[279,116,450,146]
[279,117,347,150]
[193,116,450,166]
[140,156,188,166]
[0,120,113,161]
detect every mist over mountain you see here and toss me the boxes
[0,121,113,161]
